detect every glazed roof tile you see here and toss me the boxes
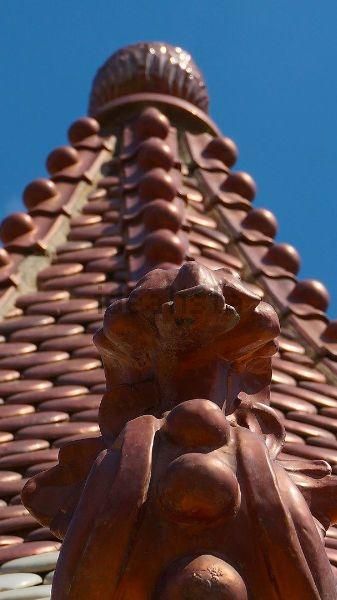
[0,76,336,590]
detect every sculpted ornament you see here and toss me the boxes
[22,262,337,599]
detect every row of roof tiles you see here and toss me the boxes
[0,105,335,592]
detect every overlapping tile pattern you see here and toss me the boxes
[0,104,336,595]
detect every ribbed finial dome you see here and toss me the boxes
[89,42,209,115]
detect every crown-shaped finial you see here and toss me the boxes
[89,41,209,115]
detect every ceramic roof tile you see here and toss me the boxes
[0,60,336,584]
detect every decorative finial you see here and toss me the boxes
[89,42,209,115]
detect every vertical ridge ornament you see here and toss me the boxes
[22,262,337,599]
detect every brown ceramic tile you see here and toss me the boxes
[0,506,29,520]
[186,213,217,229]
[72,282,123,298]
[0,411,68,432]
[72,346,101,359]
[270,391,316,414]
[4,307,23,319]
[59,310,103,325]
[23,358,101,380]
[40,334,93,351]
[56,247,118,265]
[325,538,337,551]
[104,210,119,223]
[56,240,92,254]
[306,437,337,451]
[0,405,35,418]
[68,222,117,241]
[194,226,230,250]
[70,214,102,227]
[95,235,123,248]
[27,298,98,317]
[286,412,337,435]
[37,263,83,282]
[272,357,326,383]
[5,385,88,405]
[271,369,297,386]
[0,380,52,398]
[38,394,101,413]
[283,418,335,440]
[284,431,305,444]
[71,409,99,421]
[272,384,337,410]
[283,442,337,465]
[85,256,125,273]
[87,188,108,201]
[15,290,70,308]
[0,351,69,371]
[15,421,99,441]
[188,231,225,252]
[279,352,314,366]
[0,439,50,458]
[0,371,20,383]
[0,535,24,546]
[277,336,306,355]
[0,472,21,483]
[0,449,59,469]
[10,324,84,343]
[326,528,337,540]
[319,358,337,379]
[299,382,337,400]
[201,248,243,271]
[0,315,55,335]
[52,431,101,448]
[0,479,27,499]
[0,343,37,359]
[39,272,106,291]
[321,408,337,419]
[0,517,37,537]
[0,540,61,564]
[97,176,120,189]
[57,368,105,386]
[0,433,13,443]
[82,199,116,214]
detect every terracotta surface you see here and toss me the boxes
[0,39,333,598]
[22,263,337,599]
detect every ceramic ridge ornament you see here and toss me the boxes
[89,42,209,115]
[22,262,337,599]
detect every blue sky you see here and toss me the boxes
[1,1,336,314]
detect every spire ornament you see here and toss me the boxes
[89,42,209,115]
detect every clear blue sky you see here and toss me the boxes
[1,1,336,314]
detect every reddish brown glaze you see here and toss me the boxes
[68,117,100,143]
[0,37,332,600]
[46,146,79,175]
[22,263,337,599]
[89,42,209,115]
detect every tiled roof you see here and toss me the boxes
[0,65,336,595]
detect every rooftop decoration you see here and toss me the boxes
[0,40,334,598]
[23,262,337,598]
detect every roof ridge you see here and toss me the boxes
[0,117,113,317]
[181,129,337,375]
